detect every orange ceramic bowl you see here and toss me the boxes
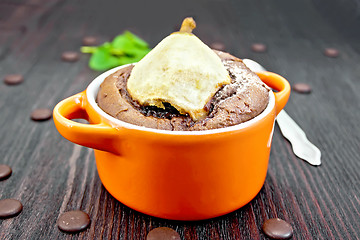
[53,64,290,221]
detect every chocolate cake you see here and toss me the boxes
[96,50,270,131]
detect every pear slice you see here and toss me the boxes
[127,17,231,121]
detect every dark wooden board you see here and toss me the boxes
[0,0,359,239]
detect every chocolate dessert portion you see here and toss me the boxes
[96,50,270,131]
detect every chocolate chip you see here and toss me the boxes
[61,51,79,62]
[292,83,312,94]
[82,36,98,46]
[57,210,91,233]
[262,218,293,239]
[0,164,12,180]
[30,108,52,121]
[324,48,339,58]
[147,227,181,240]
[251,43,267,53]
[210,42,226,51]
[0,199,23,218]
[3,74,24,85]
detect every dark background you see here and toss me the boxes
[0,0,359,239]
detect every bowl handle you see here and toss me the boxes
[257,71,291,115]
[53,91,121,155]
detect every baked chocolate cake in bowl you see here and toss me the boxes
[53,18,290,220]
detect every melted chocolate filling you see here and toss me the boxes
[140,103,185,120]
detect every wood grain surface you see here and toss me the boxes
[1,0,359,239]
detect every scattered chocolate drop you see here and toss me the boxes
[324,48,339,58]
[82,36,98,46]
[147,227,181,240]
[0,164,12,180]
[30,108,52,121]
[3,74,24,85]
[210,42,226,51]
[57,210,91,233]
[262,218,293,239]
[0,199,23,218]
[292,83,312,94]
[61,51,80,62]
[251,43,267,53]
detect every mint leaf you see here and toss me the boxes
[80,46,97,54]
[82,31,151,71]
[112,34,133,50]
[124,31,149,49]
[89,45,121,71]
[112,31,149,56]
[117,49,151,65]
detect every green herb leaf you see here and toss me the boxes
[82,31,151,71]
[89,45,121,71]
[80,46,97,54]
[117,49,151,65]
[111,32,149,56]
[124,31,149,49]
